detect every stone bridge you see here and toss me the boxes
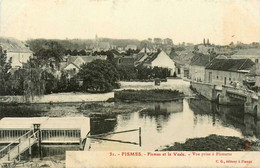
[190,81,260,121]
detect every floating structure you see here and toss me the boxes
[0,117,90,165]
[0,117,90,144]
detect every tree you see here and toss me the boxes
[0,46,12,95]
[79,49,87,56]
[78,60,120,92]
[35,40,65,63]
[41,70,58,94]
[153,38,162,44]
[66,49,72,56]
[57,71,69,92]
[72,49,78,56]
[163,38,173,46]
[22,59,46,102]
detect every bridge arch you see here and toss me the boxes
[216,93,221,104]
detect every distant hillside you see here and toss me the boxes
[26,38,142,52]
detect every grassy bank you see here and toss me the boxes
[78,102,146,117]
[158,134,260,151]
[115,89,184,102]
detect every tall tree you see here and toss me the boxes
[35,40,65,62]
[22,59,46,102]
[78,60,120,92]
[79,49,87,56]
[72,49,79,56]
[0,46,12,95]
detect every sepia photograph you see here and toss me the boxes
[0,0,260,167]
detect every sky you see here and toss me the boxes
[0,0,259,45]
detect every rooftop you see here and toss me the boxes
[232,48,260,56]
[0,117,89,130]
[206,58,255,72]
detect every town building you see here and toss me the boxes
[170,48,195,78]
[139,47,151,54]
[0,43,33,68]
[231,48,260,63]
[59,55,107,77]
[114,55,135,68]
[141,50,176,76]
[189,54,211,82]
[125,45,137,50]
[205,58,255,86]
[246,63,260,87]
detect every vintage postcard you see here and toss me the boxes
[0,0,260,167]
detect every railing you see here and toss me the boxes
[84,128,142,150]
[0,130,39,161]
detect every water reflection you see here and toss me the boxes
[139,100,183,132]
[0,98,259,155]
[90,99,259,151]
[90,116,117,135]
[188,98,259,138]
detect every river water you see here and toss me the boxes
[0,97,259,160]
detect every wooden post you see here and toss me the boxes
[80,138,83,150]
[139,127,141,147]
[8,152,10,161]
[18,138,21,161]
[29,136,32,156]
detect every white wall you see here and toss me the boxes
[189,65,206,82]
[7,52,32,67]
[151,51,176,75]
[64,63,79,73]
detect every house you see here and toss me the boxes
[246,63,260,87]
[125,45,137,50]
[139,47,151,54]
[142,50,176,76]
[0,45,33,68]
[189,54,211,82]
[60,55,107,77]
[6,49,33,68]
[114,55,135,68]
[170,48,195,78]
[231,48,260,63]
[205,58,255,86]
[134,52,150,66]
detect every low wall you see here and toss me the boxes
[190,81,216,101]
[0,92,114,104]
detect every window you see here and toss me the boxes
[216,76,218,79]
[256,59,259,63]
[229,78,231,81]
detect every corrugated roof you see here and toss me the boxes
[206,58,255,72]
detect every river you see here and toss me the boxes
[0,97,259,160]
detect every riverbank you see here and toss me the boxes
[115,89,184,102]
[158,134,260,151]
[118,79,194,96]
[0,92,114,104]
[79,102,147,117]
